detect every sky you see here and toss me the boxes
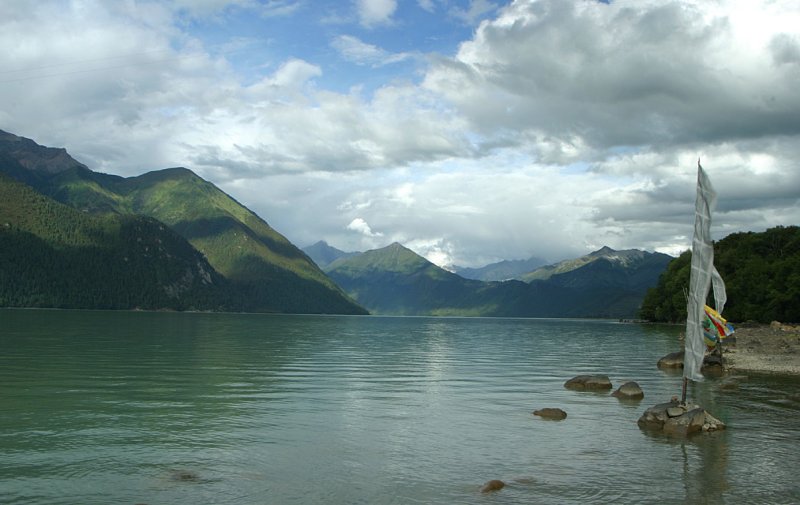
[2,0,799,267]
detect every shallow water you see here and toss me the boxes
[1,310,799,504]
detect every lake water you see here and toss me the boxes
[1,310,799,504]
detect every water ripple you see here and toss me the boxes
[1,312,799,504]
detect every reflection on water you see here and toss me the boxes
[1,310,799,504]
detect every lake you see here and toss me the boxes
[1,309,799,504]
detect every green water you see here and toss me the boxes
[1,309,799,504]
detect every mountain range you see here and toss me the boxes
[452,256,547,281]
[2,129,672,318]
[0,129,365,314]
[307,241,672,318]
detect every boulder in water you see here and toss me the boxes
[480,479,505,493]
[564,374,612,391]
[637,400,726,436]
[612,381,644,400]
[657,351,684,369]
[657,350,725,371]
[533,407,567,420]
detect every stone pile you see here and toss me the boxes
[637,399,726,436]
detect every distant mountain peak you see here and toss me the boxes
[453,255,548,281]
[0,130,87,175]
[588,246,649,267]
[591,246,617,255]
[302,240,360,269]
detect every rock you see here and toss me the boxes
[480,480,505,493]
[564,374,612,391]
[638,400,679,431]
[666,406,685,417]
[663,407,707,436]
[638,400,726,437]
[612,381,644,400]
[657,350,725,372]
[657,351,684,369]
[533,408,567,420]
[702,412,726,431]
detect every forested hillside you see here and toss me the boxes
[640,226,800,323]
[0,174,234,310]
[326,242,671,318]
[0,130,366,315]
[51,166,364,314]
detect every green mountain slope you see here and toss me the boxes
[326,243,497,316]
[0,173,233,310]
[325,243,667,317]
[640,226,800,323]
[0,130,365,314]
[521,246,662,282]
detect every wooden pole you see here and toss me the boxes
[681,376,688,405]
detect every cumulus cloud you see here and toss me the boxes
[2,0,799,266]
[347,217,384,237]
[424,0,800,156]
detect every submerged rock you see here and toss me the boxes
[480,479,505,493]
[612,381,644,400]
[170,470,201,482]
[718,377,740,391]
[564,374,612,391]
[533,408,567,420]
[638,400,726,437]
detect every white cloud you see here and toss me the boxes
[258,0,303,18]
[331,35,411,66]
[347,217,384,237]
[450,0,497,25]
[417,0,436,14]
[258,58,321,88]
[169,0,254,17]
[2,0,799,267]
[425,0,800,155]
[355,0,397,27]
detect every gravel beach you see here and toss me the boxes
[723,322,800,375]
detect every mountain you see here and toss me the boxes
[324,242,493,316]
[303,240,360,268]
[453,256,547,281]
[0,130,87,180]
[324,243,670,317]
[0,173,234,310]
[641,226,800,323]
[522,246,649,282]
[0,130,366,314]
[527,247,673,317]
[523,246,672,287]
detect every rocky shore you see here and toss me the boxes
[723,322,800,375]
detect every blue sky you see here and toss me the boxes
[2,0,800,267]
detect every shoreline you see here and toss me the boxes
[722,322,800,376]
